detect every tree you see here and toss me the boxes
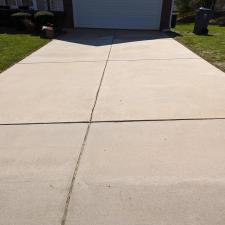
[175,0,192,15]
[175,0,218,15]
[209,0,218,10]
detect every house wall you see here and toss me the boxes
[6,0,18,8]
[0,0,6,5]
[36,0,48,10]
[1,0,173,29]
[2,0,64,10]
[50,0,64,11]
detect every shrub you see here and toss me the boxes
[34,11,54,29]
[23,19,35,32]
[0,9,13,26]
[11,12,32,30]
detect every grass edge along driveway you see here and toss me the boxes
[0,31,49,73]
[172,23,225,73]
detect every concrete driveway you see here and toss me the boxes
[1,29,225,225]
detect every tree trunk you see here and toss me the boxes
[211,0,217,10]
[203,0,217,9]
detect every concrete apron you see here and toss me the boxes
[1,29,225,225]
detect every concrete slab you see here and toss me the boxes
[114,30,169,39]
[21,31,113,63]
[66,120,225,225]
[0,123,87,225]
[110,37,199,60]
[93,59,225,121]
[0,62,104,124]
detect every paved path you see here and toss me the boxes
[1,29,225,225]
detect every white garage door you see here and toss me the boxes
[73,0,163,30]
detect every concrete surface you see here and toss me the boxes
[1,29,225,225]
[93,58,225,121]
[0,62,104,124]
[66,121,225,225]
[110,37,199,60]
[21,31,113,63]
[0,123,87,225]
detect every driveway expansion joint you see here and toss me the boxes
[2,117,225,126]
[60,32,115,225]
[109,57,200,62]
[0,121,89,126]
[18,60,108,64]
[18,57,200,65]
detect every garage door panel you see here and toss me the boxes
[73,0,163,30]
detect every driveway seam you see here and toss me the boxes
[2,117,225,126]
[60,33,115,225]
[18,57,199,65]
[0,121,89,126]
[18,60,107,64]
[91,117,225,123]
[109,57,200,61]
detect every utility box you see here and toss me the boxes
[193,7,213,35]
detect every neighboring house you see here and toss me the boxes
[0,0,174,30]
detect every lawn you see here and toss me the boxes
[172,23,225,72]
[0,29,49,73]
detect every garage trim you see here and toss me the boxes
[160,0,174,30]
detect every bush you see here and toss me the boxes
[11,12,32,30]
[0,9,13,26]
[23,19,35,32]
[34,11,54,29]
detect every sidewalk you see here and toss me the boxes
[1,29,225,225]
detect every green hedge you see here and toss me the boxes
[34,11,54,29]
[11,12,32,29]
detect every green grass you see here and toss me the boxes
[172,23,225,72]
[0,29,49,73]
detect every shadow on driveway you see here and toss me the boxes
[56,28,179,46]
